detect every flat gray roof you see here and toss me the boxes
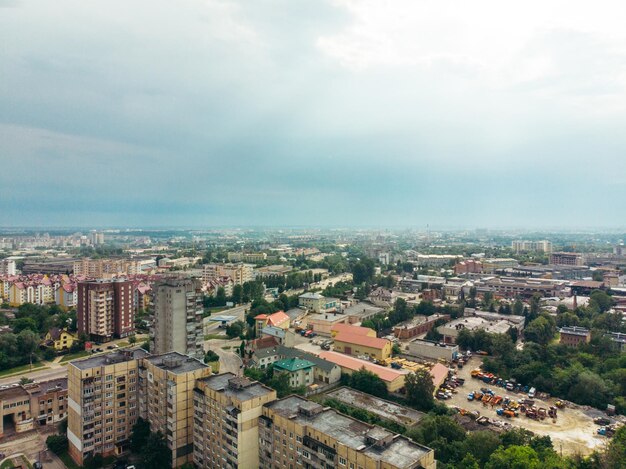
[198,372,274,400]
[144,352,208,374]
[265,396,431,467]
[70,348,149,370]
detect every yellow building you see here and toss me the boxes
[45,328,78,351]
[254,310,290,332]
[333,332,392,361]
[67,349,149,465]
[192,372,276,468]
[259,395,436,469]
[142,352,211,468]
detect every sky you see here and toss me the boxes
[1,0,626,229]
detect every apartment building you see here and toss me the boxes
[559,326,591,346]
[77,279,135,341]
[478,276,568,299]
[0,378,67,438]
[298,292,338,313]
[511,240,553,253]
[550,252,585,266]
[259,396,436,469]
[74,259,140,278]
[0,259,16,276]
[203,263,253,285]
[67,349,149,465]
[141,352,211,467]
[192,373,276,468]
[151,278,204,359]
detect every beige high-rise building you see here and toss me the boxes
[141,352,211,467]
[67,349,149,465]
[151,278,204,359]
[259,396,436,469]
[203,263,253,285]
[192,373,276,468]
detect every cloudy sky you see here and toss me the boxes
[1,0,626,228]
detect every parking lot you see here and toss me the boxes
[446,357,612,456]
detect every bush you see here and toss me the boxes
[46,434,68,455]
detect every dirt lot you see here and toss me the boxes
[447,357,614,456]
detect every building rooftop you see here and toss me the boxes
[265,396,431,467]
[318,351,407,383]
[254,345,339,373]
[23,378,67,397]
[70,348,149,370]
[342,303,384,318]
[409,338,458,349]
[199,372,274,400]
[331,323,375,336]
[334,332,390,350]
[144,351,208,374]
[299,292,324,300]
[560,326,591,337]
[274,357,315,372]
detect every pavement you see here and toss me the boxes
[0,428,64,469]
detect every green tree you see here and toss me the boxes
[204,350,219,363]
[128,334,137,344]
[130,417,150,453]
[345,368,388,398]
[457,453,480,469]
[404,369,435,411]
[463,431,502,466]
[46,434,69,455]
[225,320,245,339]
[352,258,375,284]
[12,317,38,333]
[231,284,243,304]
[604,425,626,469]
[214,287,227,306]
[486,445,541,469]
[140,431,171,469]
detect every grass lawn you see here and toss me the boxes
[0,362,47,378]
[205,334,227,340]
[58,451,81,469]
[117,340,130,347]
[59,350,92,363]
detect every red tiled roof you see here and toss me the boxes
[267,311,289,327]
[334,332,390,350]
[430,363,449,388]
[318,351,407,383]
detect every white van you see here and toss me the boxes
[528,387,536,398]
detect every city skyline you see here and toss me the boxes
[2,0,626,228]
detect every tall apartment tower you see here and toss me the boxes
[77,279,135,341]
[67,349,149,465]
[151,278,204,359]
[141,352,211,467]
[192,373,276,468]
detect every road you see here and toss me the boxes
[284,273,353,297]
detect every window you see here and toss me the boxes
[339,457,346,466]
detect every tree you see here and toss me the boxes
[128,334,137,344]
[352,258,375,284]
[457,453,480,469]
[486,445,540,469]
[130,417,150,453]
[463,431,502,466]
[345,368,388,398]
[83,454,104,469]
[604,425,626,469]
[12,317,38,333]
[404,369,435,410]
[204,350,219,363]
[46,434,68,455]
[231,284,243,304]
[19,376,34,385]
[225,321,245,339]
[214,287,227,306]
[140,431,171,469]
[524,316,555,345]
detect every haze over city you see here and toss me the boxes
[2,0,626,228]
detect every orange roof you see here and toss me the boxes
[430,363,449,388]
[267,311,290,327]
[318,351,407,383]
[334,332,390,350]
[331,323,374,336]
[254,314,269,320]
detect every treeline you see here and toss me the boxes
[361,298,462,332]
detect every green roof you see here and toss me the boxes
[273,357,315,372]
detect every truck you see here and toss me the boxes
[528,387,536,399]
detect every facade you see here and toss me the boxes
[333,332,392,361]
[550,252,585,266]
[141,352,211,468]
[273,358,316,388]
[0,378,67,438]
[259,396,436,469]
[453,259,483,275]
[0,259,16,276]
[408,339,459,361]
[393,314,450,340]
[77,279,135,341]
[192,373,276,469]
[559,326,591,346]
[151,278,204,359]
[481,258,519,273]
[511,240,553,253]
[298,292,338,313]
[478,276,569,299]
[44,327,78,351]
[67,349,149,465]
[203,263,253,285]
